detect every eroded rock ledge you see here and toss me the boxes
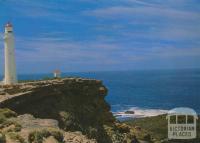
[0,78,105,107]
[0,109,96,143]
[0,78,138,143]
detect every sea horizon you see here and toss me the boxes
[1,67,200,76]
[1,68,199,119]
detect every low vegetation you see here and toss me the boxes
[125,115,200,143]
[28,128,64,143]
[7,132,25,143]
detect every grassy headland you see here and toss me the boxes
[125,115,200,143]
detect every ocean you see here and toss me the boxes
[3,69,200,119]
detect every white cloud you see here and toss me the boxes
[0,0,199,72]
[14,35,200,64]
[14,37,120,63]
[83,1,200,42]
[86,5,200,21]
[2,0,74,22]
[146,47,200,58]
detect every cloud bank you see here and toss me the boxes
[0,0,199,73]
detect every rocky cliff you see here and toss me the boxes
[0,78,137,143]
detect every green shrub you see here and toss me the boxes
[0,116,6,124]
[0,108,17,118]
[29,130,49,143]
[48,129,64,142]
[0,133,6,143]
[28,128,64,143]
[115,123,130,133]
[0,120,22,132]
[88,126,98,139]
[8,132,25,143]
[14,123,22,132]
[59,111,79,131]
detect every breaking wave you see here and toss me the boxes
[113,107,168,121]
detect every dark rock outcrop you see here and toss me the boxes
[0,78,135,143]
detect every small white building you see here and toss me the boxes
[4,22,18,85]
[53,70,61,78]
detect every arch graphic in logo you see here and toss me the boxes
[166,107,198,140]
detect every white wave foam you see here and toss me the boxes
[113,107,168,119]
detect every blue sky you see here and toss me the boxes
[0,0,200,74]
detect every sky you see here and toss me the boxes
[0,0,200,74]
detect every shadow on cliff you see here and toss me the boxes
[1,79,115,142]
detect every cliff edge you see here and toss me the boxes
[0,78,137,143]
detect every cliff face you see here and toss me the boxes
[0,78,134,143]
[0,78,113,124]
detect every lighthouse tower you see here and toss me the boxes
[4,22,17,85]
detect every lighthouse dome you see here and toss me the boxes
[5,22,13,33]
[5,22,12,27]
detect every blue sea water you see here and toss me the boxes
[2,69,200,115]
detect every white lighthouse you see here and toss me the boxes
[4,22,17,85]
